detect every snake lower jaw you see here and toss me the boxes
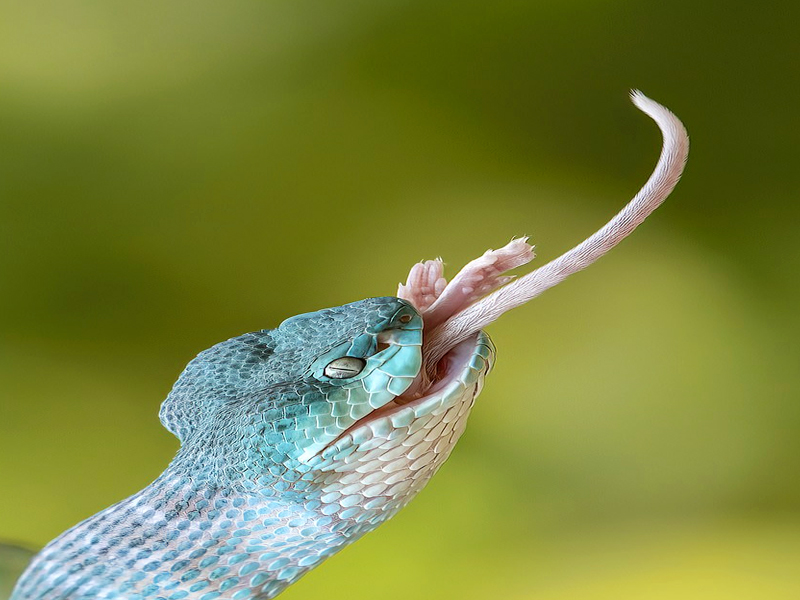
[312,331,494,464]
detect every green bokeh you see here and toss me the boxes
[1,1,798,598]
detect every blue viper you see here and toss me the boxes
[9,92,688,600]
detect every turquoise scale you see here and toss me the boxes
[11,298,493,600]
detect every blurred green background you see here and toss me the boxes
[1,1,798,598]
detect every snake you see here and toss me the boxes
[7,92,688,600]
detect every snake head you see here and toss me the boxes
[159,294,493,529]
[159,298,426,482]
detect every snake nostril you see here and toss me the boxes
[398,314,412,324]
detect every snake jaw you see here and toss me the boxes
[304,332,493,526]
[312,331,491,456]
[295,318,424,465]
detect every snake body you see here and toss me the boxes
[13,299,493,599]
[10,93,688,600]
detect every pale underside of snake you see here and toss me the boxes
[9,91,688,600]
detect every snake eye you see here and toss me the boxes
[323,356,366,379]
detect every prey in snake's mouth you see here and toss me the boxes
[312,235,539,457]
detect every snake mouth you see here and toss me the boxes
[316,331,493,458]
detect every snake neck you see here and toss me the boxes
[12,461,379,600]
[15,333,494,600]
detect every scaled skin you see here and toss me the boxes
[12,297,493,600]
